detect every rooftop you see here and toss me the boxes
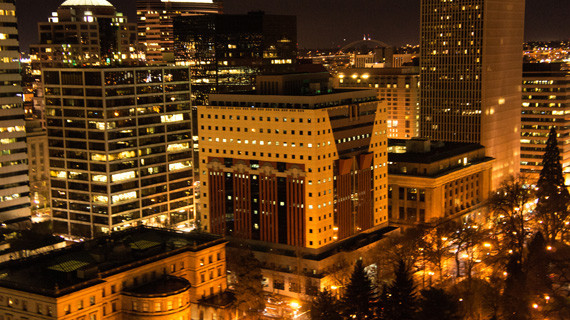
[388,139,486,164]
[123,276,191,297]
[0,226,225,297]
[60,0,114,7]
[208,88,378,110]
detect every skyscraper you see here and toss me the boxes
[521,63,570,183]
[30,0,138,67]
[45,66,195,238]
[136,0,223,62]
[173,12,297,105]
[0,0,30,223]
[335,66,420,139]
[420,0,525,188]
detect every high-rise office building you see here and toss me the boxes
[173,12,297,105]
[45,66,195,238]
[136,0,223,63]
[335,66,420,139]
[30,0,138,67]
[420,0,525,188]
[199,72,392,298]
[0,0,30,223]
[521,63,570,183]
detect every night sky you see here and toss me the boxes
[15,0,570,52]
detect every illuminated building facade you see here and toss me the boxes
[30,0,138,67]
[420,0,525,188]
[388,139,493,226]
[521,63,570,183]
[335,67,420,139]
[26,120,51,215]
[173,12,297,105]
[44,66,195,238]
[0,0,30,223]
[199,73,392,298]
[0,226,232,320]
[136,0,223,63]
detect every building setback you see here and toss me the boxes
[136,0,223,63]
[45,66,195,238]
[0,0,30,223]
[419,0,525,188]
[521,63,570,183]
[0,226,231,320]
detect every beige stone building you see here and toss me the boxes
[388,139,494,225]
[0,226,232,320]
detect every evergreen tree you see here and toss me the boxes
[526,232,551,296]
[502,255,530,320]
[418,287,461,320]
[384,259,417,320]
[535,128,570,242]
[341,260,375,319]
[376,284,389,319]
[310,289,343,320]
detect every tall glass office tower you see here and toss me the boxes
[0,0,30,223]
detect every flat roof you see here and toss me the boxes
[208,89,378,110]
[0,226,225,297]
[388,139,485,164]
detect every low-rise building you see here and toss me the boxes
[0,226,231,320]
[388,139,494,226]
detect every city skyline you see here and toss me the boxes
[15,0,570,52]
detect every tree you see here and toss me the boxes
[488,175,535,261]
[341,260,375,319]
[535,128,570,243]
[417,222,453,285]
[383,259,417,320]
[451,278,501,320]
[226,247,265,318]
[310,289,343,320]
[418,287,461,320]
[526,232,551,296]
[502,255,530,320]
[448,221,486,280]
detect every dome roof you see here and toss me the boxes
[60,0,114,7]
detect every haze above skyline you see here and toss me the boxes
[15,0,570,52]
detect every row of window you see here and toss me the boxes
[202,113,323,123]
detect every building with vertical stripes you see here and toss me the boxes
[44,66,195,239]
[420,0,525,188]
[198,72,394,299]
[0,0,30,223]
